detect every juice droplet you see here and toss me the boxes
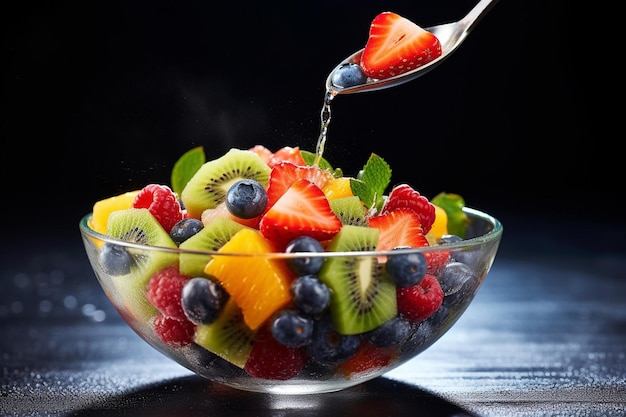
[314,90,336,166]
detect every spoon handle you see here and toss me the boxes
[461,0,500,32]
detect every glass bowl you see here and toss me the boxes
[79,207,502,395]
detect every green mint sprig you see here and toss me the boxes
[350,153,392,213]
[171,146,206,196]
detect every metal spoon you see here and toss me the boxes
[326,0,500,95]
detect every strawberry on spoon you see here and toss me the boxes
[359,12,442,80]
[326,0,499,94]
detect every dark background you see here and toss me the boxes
[3,0,608,243]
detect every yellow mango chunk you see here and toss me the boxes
[204,228,294,330]
[322,177,354,200]
[426,204,448,244]
[90,190,141,234]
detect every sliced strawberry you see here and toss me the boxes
[369,208,449,273]
[338,342,397,379]
[248,144,274,164]
[259,179,342,246]
[396,274,444,323]
[268,146,307,168]
[360,12,442,80]
[382,183,436,233]
[368,208,425,251]
[265,162,335,210]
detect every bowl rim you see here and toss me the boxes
[79,207,502,259]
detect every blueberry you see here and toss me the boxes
[385,251,427,287]
[99,242,132,276]
[225,179,268,219]
[365,316,412,348]
[169,217,204,245]
[285,236,325,275]
[438,234,477,265]
[307,314,361,365]
[181,277,229,324]
[437,262,476,296]
[331,63,367,88]
[271,309,314,347]
[291,275,331,315]
[438,234,463,245]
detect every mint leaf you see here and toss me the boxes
[171,146,206,196]
[300,150,335,172]
[350,153,392,211]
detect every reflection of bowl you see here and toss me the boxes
[79,207,502,395]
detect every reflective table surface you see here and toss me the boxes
[2,215,625,416]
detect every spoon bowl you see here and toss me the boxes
[326,0,500,95]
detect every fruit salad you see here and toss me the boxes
[86,144,487,383]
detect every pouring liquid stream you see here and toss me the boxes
[313,91,335,167]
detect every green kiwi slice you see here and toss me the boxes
[105,208,178,320]
[194,298,257,368]
[329,195,369,226]
[179,217,249,276]
[318,225,397,335]
[180,148,271,219]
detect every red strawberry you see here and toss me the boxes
[259,179,342,246]
[266,162,334,210]
[396,274,444,322]
[133,184,183,233]
[368,208,425,251]
[146,265,189,321]
[339,342,397,379]
[268,146,307,168]
[244,326,306,380]
[248,144,274,164]
[360,12,442,80]
[152,313,196,348]
[369,208,449,273]
[382,183,436,234]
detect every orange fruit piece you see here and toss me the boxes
[204,228,294,330]
[90,190,141,234]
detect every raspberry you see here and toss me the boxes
[146,266,189,321]
[152,314,195,348]
[424,250,450,276]
[133,184,183,233]
[244,326,306,380]
[382,184,436,234]
[396,274,444,322]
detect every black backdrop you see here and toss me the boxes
[3,0,607,240]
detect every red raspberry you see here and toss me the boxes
[152,314,195,348]
[133,184,183,232]
[397,274,444,322]
[424,250,450,276]
[146,266,189,321]
[244,327,306,380]
[382,184,436,234]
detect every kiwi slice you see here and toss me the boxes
[329,196,369,226]
[180,148,271,219]
[318,225,397,335]
[179,217,249,276]
[104,208,178,320]
[194,298,257,368]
